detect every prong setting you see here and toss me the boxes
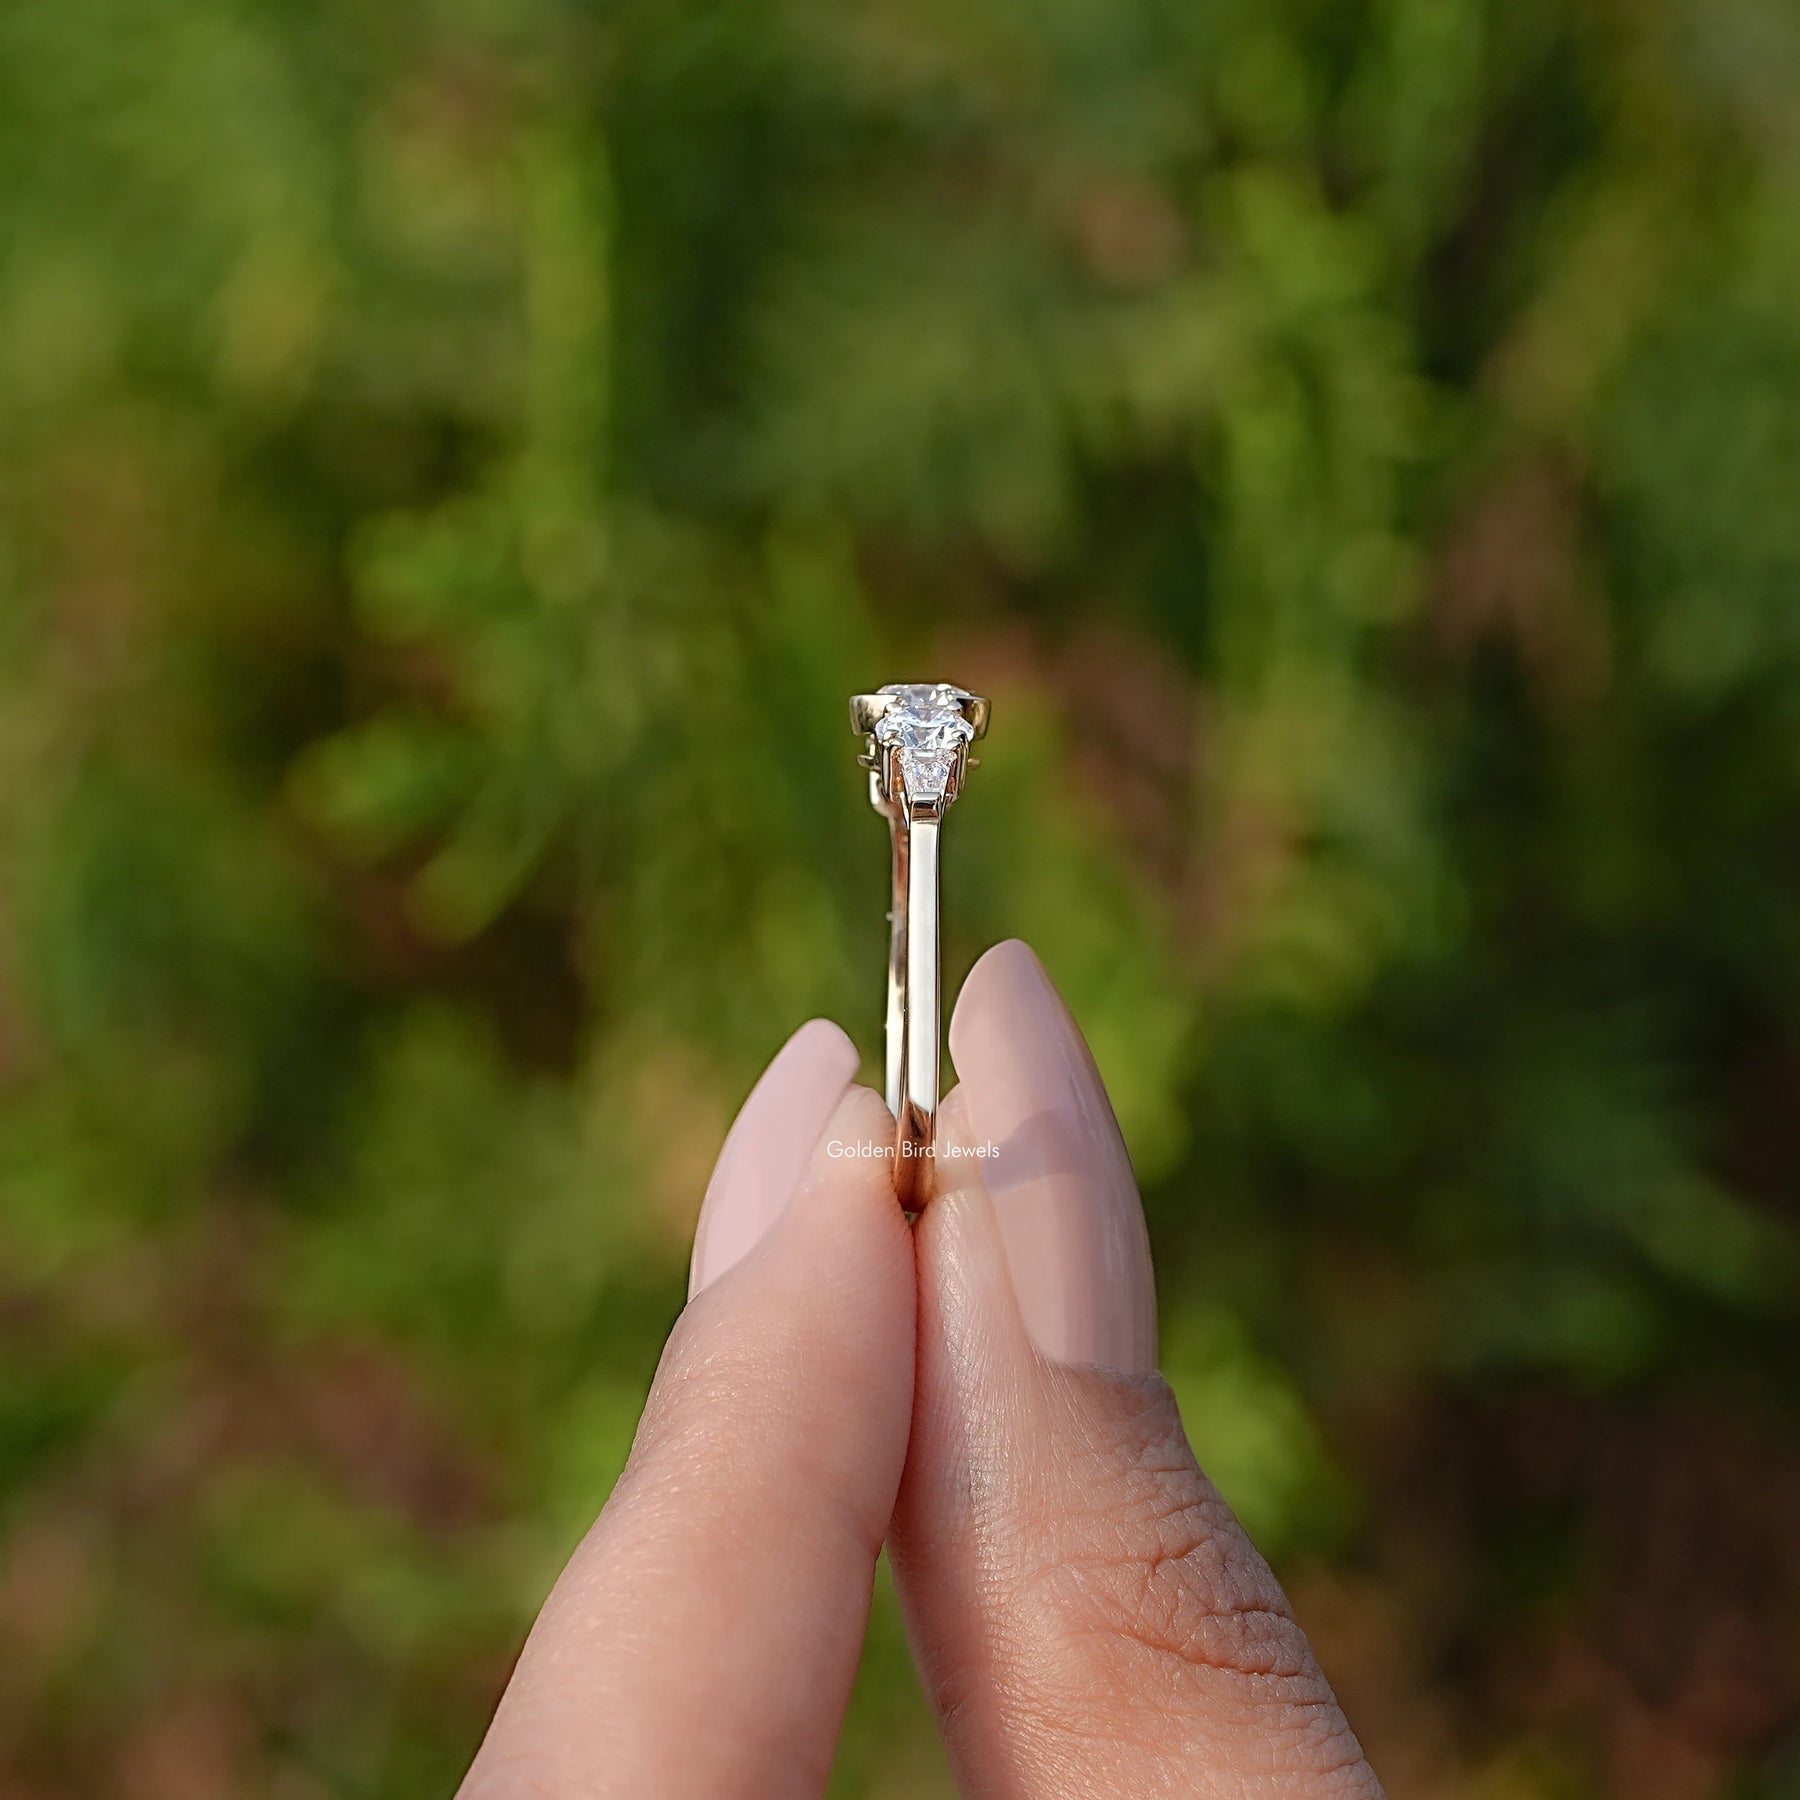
[850,682,987,818]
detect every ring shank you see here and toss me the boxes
[885,811,907,1119]
[885,804,938,1208]
[895,816,938,1203]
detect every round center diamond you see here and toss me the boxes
[875,683,976,804]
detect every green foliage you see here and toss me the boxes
[5,0,1800,1792]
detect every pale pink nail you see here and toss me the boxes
[689,1019,860,1297]
[947,941,1157,1372]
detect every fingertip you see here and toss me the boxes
[943,939,1156,1374]
[784,1015,864,1084]
[809,1081,895,1173]
[789,1082,912,1271]
[948,939,1047,1070]
[689,1017,862,1297]
[686,1075,916,1553]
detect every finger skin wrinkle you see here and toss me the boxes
[1045,1488,1312,1686]
[986,1376,1378,1792]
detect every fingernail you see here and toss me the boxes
[689,1019,860,1297]
[946,941,1157,1372]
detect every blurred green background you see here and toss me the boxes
[4,0,1800,1793]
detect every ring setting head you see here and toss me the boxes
[851,682,989,815]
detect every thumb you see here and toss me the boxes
[891,942,1382,1799]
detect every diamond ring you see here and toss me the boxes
[850,682,991,1206]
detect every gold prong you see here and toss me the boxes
[849,692,895,736]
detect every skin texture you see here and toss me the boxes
[459,944,1383,1799]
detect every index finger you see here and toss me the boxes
[460,1023,913,1800]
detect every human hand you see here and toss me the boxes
[458,940,1383,1798]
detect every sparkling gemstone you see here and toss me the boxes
[875,682,976,803]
